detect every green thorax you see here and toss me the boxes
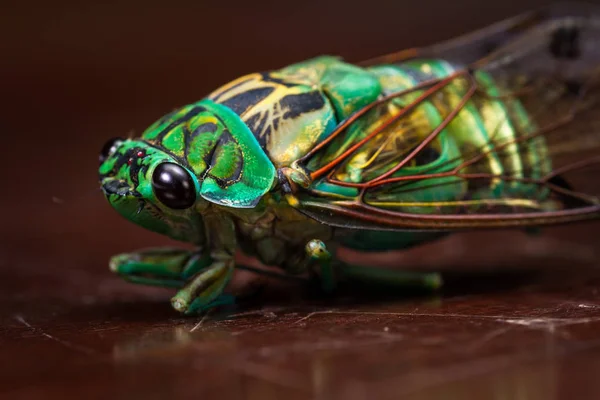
[206,56,382,167]
[141,99,275,208]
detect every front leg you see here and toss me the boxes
[170,212,238,315]
[110,247,211,288]
[170,253,235,314]
[111,248,235,314]
[110,212,239,315]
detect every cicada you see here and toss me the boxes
[99,3,600,314]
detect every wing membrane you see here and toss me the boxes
[292,4,600,231]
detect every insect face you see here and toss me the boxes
[98,138,205,244]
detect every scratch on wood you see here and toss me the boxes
[465,325,514,352]
[295,310,337,325]
[294,310,515,325]
[497,317,600,335]
[190,310,214,333]
[226,307,288,319]
[14,315,96,355]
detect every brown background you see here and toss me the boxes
[3,0,600,399]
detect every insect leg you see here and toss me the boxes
[170,255,235,315]
[300,240,442,294]
[185,293,237,315]
[305,240,336,293]
[109,248,211,288]
[338,263,442,292]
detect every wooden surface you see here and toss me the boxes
[3,1,600,398]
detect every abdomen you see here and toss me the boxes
[366,59,551,203]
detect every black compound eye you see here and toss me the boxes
[151,163,196,209]
[99,137,124,164]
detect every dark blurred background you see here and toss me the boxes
[4,1,600,398]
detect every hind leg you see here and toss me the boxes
[337,263,442,291]
[285,239,442,294]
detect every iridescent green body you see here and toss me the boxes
[99,5,600,314]
[205,55,548,250]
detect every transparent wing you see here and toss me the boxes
[291,4,600,231]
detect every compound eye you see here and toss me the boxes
[151,163,196,209]
[99,137,124,164]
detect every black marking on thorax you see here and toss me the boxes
[259,72,299,88]
[214,72,329,151]
[279,92,326,119]
[247,91,327,148]
[245,112,269,138]
[220,87,275,115]
[183,122,218,160]
[155,106,205,142]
